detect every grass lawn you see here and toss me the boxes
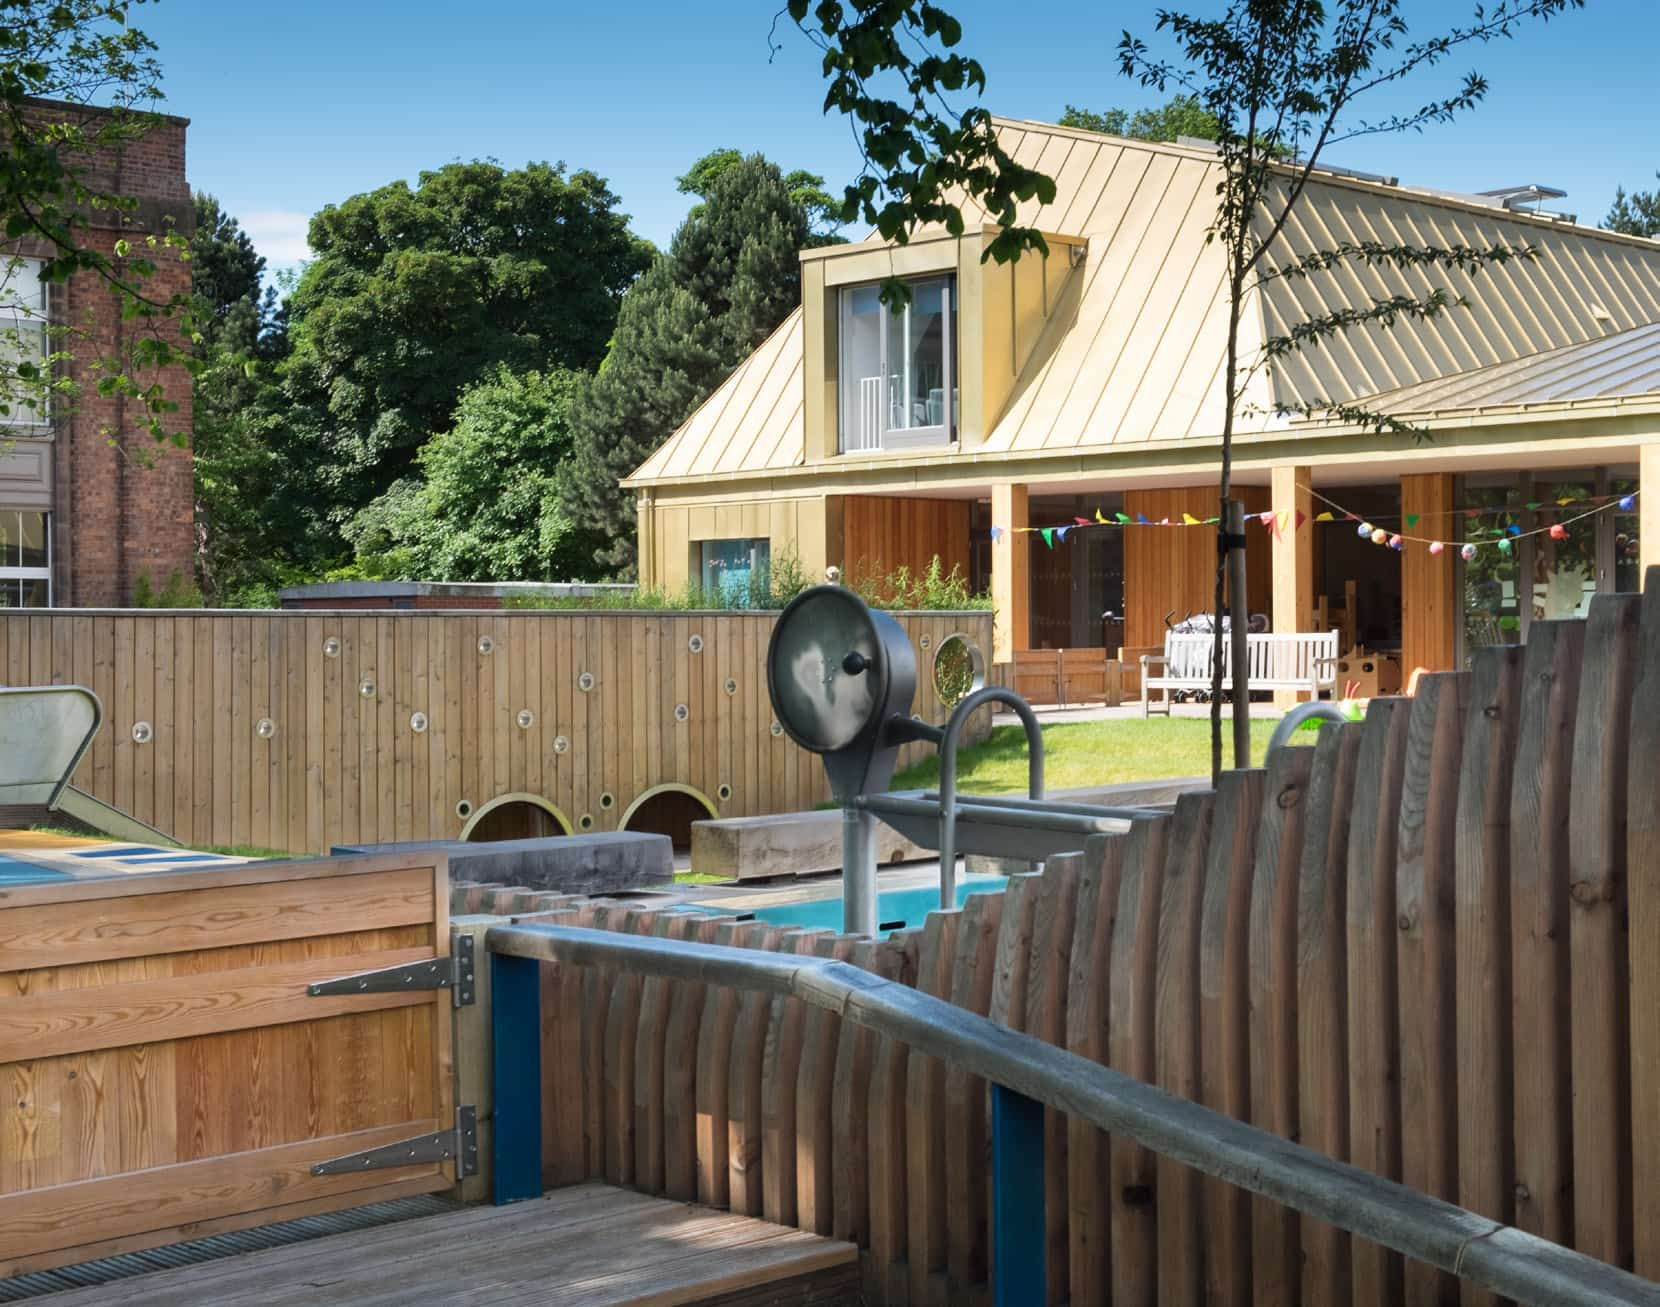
[888,716,1283,794]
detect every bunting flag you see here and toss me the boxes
[1040,528,1054,549]
[1115,511,1132,524]
[989,525,1003,543]
[1074,516,1091,526]
[1315,511,1335,522]
[1182,512,1201,525]
[1405,513,1420,528]
[1096,508,1110,524]
[1056,526,1070,542]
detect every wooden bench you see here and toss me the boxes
[1141,629,1339,716]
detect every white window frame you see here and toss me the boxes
[838,276,956,454]
[0,509,52,607]
[0,257,49,430]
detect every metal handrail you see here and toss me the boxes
[937,686,1043,910]
[486,922,1660,1307]
[1265,699,1353,756]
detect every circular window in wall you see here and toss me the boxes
[932,633,987,709]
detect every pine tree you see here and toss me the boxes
[560,154,810,577]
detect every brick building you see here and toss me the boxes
[0,98,194,608]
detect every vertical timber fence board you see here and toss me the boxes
[1196,768,1265,1307]
[1247,743,1315,1307]
[1395,671,1470,1307]
[1345,697,1412,1307]
[795,932,860,1235]
[1628,566,1660,1280]
[944,889,1006,1296]
[1569,594,1640,1269]
[1508,621,1585,1247]
[1454,645,1526,1307]
[907,909,962,1306]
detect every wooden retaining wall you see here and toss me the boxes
[524,567,1660,1303]
[0,608,991,855]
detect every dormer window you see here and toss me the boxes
[838,276,956,452]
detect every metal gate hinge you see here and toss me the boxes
[308,933,476,1007]
[311,1105,478,1178]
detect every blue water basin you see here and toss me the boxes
[0,853,70,883]
[702,876,1008,933]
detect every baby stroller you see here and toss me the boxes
[1162,609,1270,702]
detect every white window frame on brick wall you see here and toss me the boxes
[0,509,51,607]
[0,256,49,429]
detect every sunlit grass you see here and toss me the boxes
[889,716,1282,794]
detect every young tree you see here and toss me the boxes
[560,152,813,577]
[786,0,1581,782]
[274,160,652,523]
[1606,174,1660,238]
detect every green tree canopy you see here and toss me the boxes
[343,367,599,582]
[276,160,652,521]
[677,147,844,244]
[1606,175,1660,238]
[559,152,811,577]
[1058,95,1220,144]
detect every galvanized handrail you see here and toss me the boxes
[937,686,1043,910]
[485,922,1660,1307]
[1265,698,1352,756]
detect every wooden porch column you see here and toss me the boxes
[635,493,656,588]
[1642,443,1660,581]
[1270,465,1313,706]
[1401,472,1457,674]
[991,483,1029,664]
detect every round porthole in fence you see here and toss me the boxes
[359,677,376,699]
[724,677,738,696]
[688,633,704,654]
[599,791,615,810]
[131,721,152,744]
[577,671,595,693]
[256,717,276,740]
[456,799,474,820]
[516,708,535,729]
[553,734,570,754]
[717,782,732,802]
[931,633,986,709]
[477,634,495,655]
[410,712,429,733]
[578,813,595,831]
[770,719,784,737]
[322,636,341,659]
[674,703,689,722]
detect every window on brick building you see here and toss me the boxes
[0,257,48,427]
[0,510,51,607]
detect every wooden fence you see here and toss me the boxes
[501,568,1660,1304]
[0,607,990,855]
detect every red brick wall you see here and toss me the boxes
[16,102,195,607]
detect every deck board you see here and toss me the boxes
[35,1184,859,1306]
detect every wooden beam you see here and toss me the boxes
[1642,443,1660,579]
[1401,473,1458,674]
[992,483,1030,663]
[1270,465,1314,707]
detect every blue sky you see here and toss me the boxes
[138,0,1660,279]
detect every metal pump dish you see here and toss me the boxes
[767,587,1167,936]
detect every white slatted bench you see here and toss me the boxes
[1140,629,1339,716]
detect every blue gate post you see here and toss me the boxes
[991,1082,1046,1305]
[490,950,543,1205]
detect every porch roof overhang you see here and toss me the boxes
[631,394,1660,504]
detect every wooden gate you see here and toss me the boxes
[0,853,457,1277]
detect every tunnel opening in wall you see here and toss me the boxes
[461,794,573,843]
[619,784,717,854]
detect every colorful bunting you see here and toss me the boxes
[1074,516,1091,526]
[1621,494,1637,511]
[1182,512,1201,525]
[1315,511,1334,522]
[1040,528,1054,549]
[1428,541,1445,556]
[1461,543,1478,562]
[1549,522,1568,540]
[1405,513,1420,528]
[989,525,1003,543]
[1115,511,1132,524]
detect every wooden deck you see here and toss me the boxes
[35,1185,859,1306]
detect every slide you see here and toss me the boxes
[0,685,179,846]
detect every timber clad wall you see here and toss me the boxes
[527,566,1660,1302]
[841,496,971,588]
[0,608,991,854]
[1122,486,1271,650]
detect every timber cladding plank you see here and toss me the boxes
[1152,791,1216,1307]
[1394,671,1469,1307]
[1627,565,1660,1280]
[1568,594,1639,1270]
[1507,620,1584,1249]
[0,867,436,971]
[0,948,435,1062]
[1453,642,1526,1305]
[1195,768,1264,1307]
[1343,696,1412,1307]
[1107,815,1169,1307]
[1246,742,1313,1307]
